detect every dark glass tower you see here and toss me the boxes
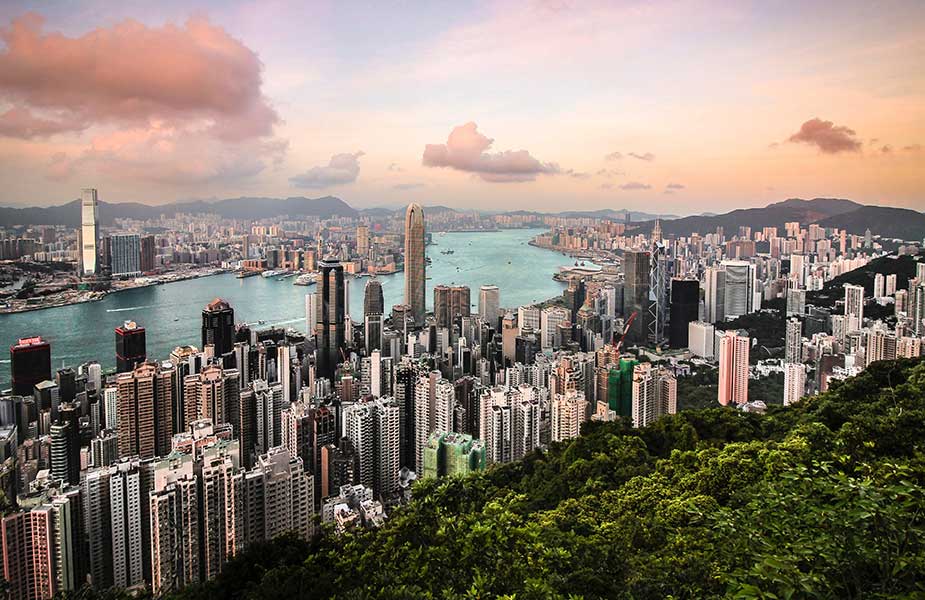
[669,278,700,349]
[622,249,651,346]
[9,336,51,397]
[202,298,235,356]
[364,278,384,317]
[315,259,345,380]
[115,320,147,373]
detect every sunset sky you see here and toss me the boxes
[0,0,922,213]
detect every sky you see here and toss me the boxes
[0,0,923,214]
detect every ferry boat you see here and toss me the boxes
[261,269,280,278]
[293,273,316,286]
[235,270,260,279]
[440,249,455,255]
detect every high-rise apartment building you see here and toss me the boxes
[403,203,426,323]
[785,318,802,365]
[717,330,750,406]
[844,284,865,332]
[551,390,585,442]
[630,363,677,428]
[478,285,501,326]
[422,431,485,478]
[783,363,806,406]
[356,224,370,258]
[116,362,174,459]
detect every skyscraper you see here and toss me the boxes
[315,258,346,380]
[844,284,865,332]
[115,321,146,374]
[79,188,99,276]
[356,224,370,258]
[434,285,471,328]
[478,285,501,326]
[140,235,156,273]
[622,249,650,345]
[783,363,806,406]
[9,336,51,397]
[116,362,173,459]
[785,318,802,365]
[703,265,726,323]
[668,278,700,348]
[722,260,754,318]
[364,278,384,317]
[403,203,426,323]
[202,298,235,356]
[717,330,750,406]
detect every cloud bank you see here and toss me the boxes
[423,122,559,182]
[290,152,364,188]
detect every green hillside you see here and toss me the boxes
[62,358,925,600]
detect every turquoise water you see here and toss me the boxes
[1,228,573,387]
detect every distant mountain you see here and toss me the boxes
[815,206,925,241]
[0,196,357,226]
[555,208,678,221]
[635,198,866,237]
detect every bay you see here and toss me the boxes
[1,228,574,388]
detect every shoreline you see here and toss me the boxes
[0,268,225,315]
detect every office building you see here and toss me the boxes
[10,336,51,397]
[356,224,369,258]
[668,278,699,348]
[316,259,346,380]
[403,203,426,323]
[622,249,650,345]
[140,235,156,273]
[79,188,99,276]
[110,233,141,277]
[202,298,235,356]
[364,278,384,317]
[722,260,754,319]
[688,321,715,359]
[717,330,750,406]
[434,285,471,328]
[479,285,501,326]
[703,265,725,323]
[115,321,146,374]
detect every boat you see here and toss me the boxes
[440,249,455,255]
[261,270,280,278]
[236,270,259,279]
[293,273,316,286]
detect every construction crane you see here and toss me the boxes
[612,311,637,353]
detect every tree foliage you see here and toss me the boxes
[65,359,925,600]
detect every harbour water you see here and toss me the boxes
[1,228,576,387]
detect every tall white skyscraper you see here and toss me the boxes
[551,390,585,442]
[479,285,501,325]
[80,188,99,276]
[688,321,715,359]
[873,273,885,299]
[110,233,141,277]
[722,260,754,319]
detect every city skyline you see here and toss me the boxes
[0,1,923,212]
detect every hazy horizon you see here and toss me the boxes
[0,0,923,212]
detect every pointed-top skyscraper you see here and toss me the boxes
[404,203,426,324]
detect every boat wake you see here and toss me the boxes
[107,305,153,313]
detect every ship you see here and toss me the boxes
[293,273,316,286]
[261,269,280,278]
[236,270,260,279]
[440,249,455,255]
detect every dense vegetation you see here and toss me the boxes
[70,358,925,599]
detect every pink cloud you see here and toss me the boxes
[290,152,365,188]
[0,13,278,140]
[422,122,559,182]
[787,118,861,154]
[0,107,85,139]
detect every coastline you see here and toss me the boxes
[0,267,225,315]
